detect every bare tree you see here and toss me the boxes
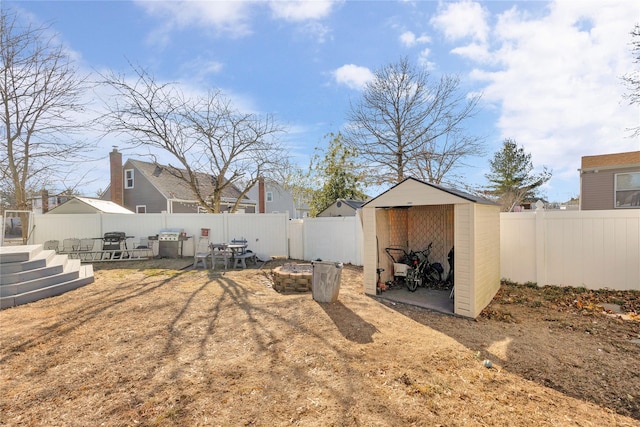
[1,9,92,217]
[101,65,287,213]
[622,24,640,137]
[344,57,484,187]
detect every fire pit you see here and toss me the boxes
[271,263,312,292]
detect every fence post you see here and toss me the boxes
[534,200,546,286]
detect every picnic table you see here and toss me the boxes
[209,240,257,269]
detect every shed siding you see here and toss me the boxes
[472,204,501,317]
[362,207,378,295]
[454,204,472,317]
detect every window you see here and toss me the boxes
[124,169,134,189]
[136,205,146,214]
[266,191,273,202]
[615,172,640,208]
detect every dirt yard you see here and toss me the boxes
[1,259,639,426]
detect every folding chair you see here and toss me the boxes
[43,240,60,252]
[193,236,211,269]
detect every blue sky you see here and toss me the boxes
[8,0,639,202]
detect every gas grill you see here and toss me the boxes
[103,232,128,258]
[158,228,187,258]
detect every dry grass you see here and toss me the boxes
[0,259,638,426]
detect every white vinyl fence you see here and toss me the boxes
[12,208,640,291]
[501,208,640,290]
[288,214,363,265]
[28,212,290,261]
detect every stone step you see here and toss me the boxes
[0,265,94,309]
[0,248,57,274]
[0,259,82,297]
[0,254,68,285]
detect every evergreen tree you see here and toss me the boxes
[308,133,368,216]
[485,139,551,211]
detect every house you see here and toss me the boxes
[246,177,310,219]
[579,151,640,210]
[101,149,256,213]
[362,177,501,319]
[47,196,134,214]
[316,199,365,217]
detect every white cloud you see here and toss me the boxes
[269,0,338,22]
[135,1,253,39]
[135,0,338,44]
[178,58,224,83]
[417,48,436,70]
[430,1,489,43]
[333,64,375,90]
[443,0,639,200]
[400,31,431,47]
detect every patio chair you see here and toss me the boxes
[78,238,96,261]
[43,240,59,252]
[193,237,211,269]
[210,243,231,271]
[61,238,80,257]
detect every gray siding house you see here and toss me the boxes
[246,177,310,219]
[580,151,640,210]
[101,149,256,213]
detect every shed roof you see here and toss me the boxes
[363,177,496,208]
[48,196,135,214]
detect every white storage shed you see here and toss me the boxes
[362,177,501,318]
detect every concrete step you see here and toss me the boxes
[0,245,43,264]
[0,259,82,297]
[0,265,94,309]
[0,249,57,274]
[0,254,68,285]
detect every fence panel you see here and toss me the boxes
[499,212,536,284]
[501,209,640,290]
[31,214,101,245]
[225,213,289,261]
[288,219,304,260]
[27,212,288,261]
[302,215,363,265]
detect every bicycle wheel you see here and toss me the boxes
[425,266,442,287]
[406,269,419,292]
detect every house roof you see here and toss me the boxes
[316,198,367,217]
[127,159,251,204]
[363,177,497,207]
[581,151,640,170]
[338,199,366,210]
[48,196,135,214]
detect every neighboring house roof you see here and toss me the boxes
[363,177,497,207]
[48,196,135,214]
[316,198,367,217]
[581,151,640,170]
[339,199,366,210]
[127,159,251,204]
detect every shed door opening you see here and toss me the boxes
[378,204,455,314]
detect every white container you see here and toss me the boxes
[311,261,344,303]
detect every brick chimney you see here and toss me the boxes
[110,148,123,206]
[41,189,49,213]
[258,177,265,213]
